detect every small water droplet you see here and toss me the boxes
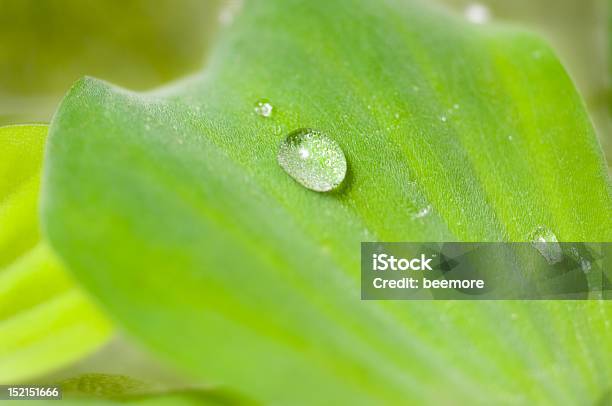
[277,128,347,192]
[580,258,591,273]
[254,100,273,117]
[394,113,400,119]
[465,3,491,24]
[453,104,460,110]
[568,246,592,273]
[440,116,448,122]
[413,205,432,219]
[508,135,513,141]
[530,226,563,264]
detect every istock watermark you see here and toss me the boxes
[372,253,433,271]
[361,242,611,300]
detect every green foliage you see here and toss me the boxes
[0,0,223,94]
[19,373,247,405]
[0,125,112,384]
[40,0,612,404]
[0,0,222,124]
[20,391,239,406]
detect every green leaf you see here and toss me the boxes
[58,373,149,398]
[21,394,228,406]
[42,0,612,404]
[19,372,248,406]
[20,390,244,406]
[17,373,251,405]
[0,124,112,384]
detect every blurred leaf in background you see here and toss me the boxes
[0,0,223,123]
[0,125,112,384]
[440,0,611,167]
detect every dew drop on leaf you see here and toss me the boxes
[530,225,563,264]
[277,128,347,192]
[254,100,273,117]
[568,246,592,273]
[580,258,592,273]
[413,204,432,219]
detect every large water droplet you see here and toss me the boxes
[254,100,273,117]
[530,225,563,264]
[277,128,347,192]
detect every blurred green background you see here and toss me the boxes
[0,0,609,169]
[0,0,223,122]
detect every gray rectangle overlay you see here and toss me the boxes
[361,242,611,300]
